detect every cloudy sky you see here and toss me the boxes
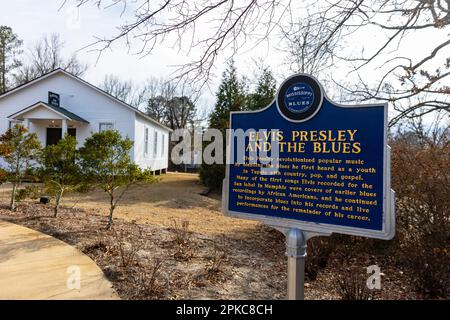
[1,0,447,119]
[1,0,285,109]
[2,1,195,79]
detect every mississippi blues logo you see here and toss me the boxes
[284,83,315,113]
[277,75,323,122]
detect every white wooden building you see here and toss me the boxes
[0,69,171,172]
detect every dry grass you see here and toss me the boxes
[62,172,257,235]
[0,172,424,300]
[0,173,258,237]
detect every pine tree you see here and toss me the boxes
[209,61,247,129]
[200,61,246,190]
[246,67,277,111]
[0,26,22,93]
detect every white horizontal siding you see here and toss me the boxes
[0,71,170,169]
[134,114,169,171]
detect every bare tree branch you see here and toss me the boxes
[67,0,292,88]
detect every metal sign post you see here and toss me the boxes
[285,229,307,300]
[281,228,331,300]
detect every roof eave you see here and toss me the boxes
[8,101,90,124]
[0,68,171,132]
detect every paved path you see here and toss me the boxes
[0,220,118,299]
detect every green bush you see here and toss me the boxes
[0,124,41,210]
[199,163,225,191]
[40,134,81,217]
[79,130,157,228]
[15,185,42,202]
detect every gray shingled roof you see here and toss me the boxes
[8,101,89,123]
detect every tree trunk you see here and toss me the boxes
[10,181,17,211]
[107,207,114,229]
[107,195,115,229]
[54,189,64,218]
[0,41,5,93]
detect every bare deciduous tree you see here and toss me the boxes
[293,0,450,126]
[145,78,176,125]
[145,78,198,130]
[14,33,88,84]
[64,0,292,87]
[281,17,339,76]
[66,0,449,125]
[100,74,200,129]
[100,74,135,103]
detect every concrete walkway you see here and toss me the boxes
[0,220,119,299]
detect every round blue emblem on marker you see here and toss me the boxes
[277,74,323,122]
[284,83,315,114]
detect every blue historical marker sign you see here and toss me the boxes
[223,74,395,239]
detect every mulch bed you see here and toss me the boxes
[0,201,422,300]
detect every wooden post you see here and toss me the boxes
[61,119,68,137]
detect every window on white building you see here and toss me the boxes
[154,131,158,155]
[8,120,23,129]
[161,134,165,156]
[144,127,149,155]
[99,122,114,132]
